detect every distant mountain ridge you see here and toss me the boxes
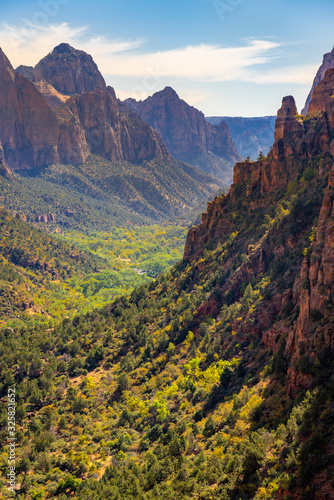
[206,115,276,160]
[125,87,242,185]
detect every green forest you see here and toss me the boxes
[0,210,187,326]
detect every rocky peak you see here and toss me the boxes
[0,47,16,81]
[32,43,106,95]
[156,86,179,99]
[0,47,12,69]
[124,87,242,181]
[52,43,78,55]
[302,47,334,115]
[274,96,298,141]
[15,65,35,81]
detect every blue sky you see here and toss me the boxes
[1,0,334,116]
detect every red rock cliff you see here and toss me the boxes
[0,48,59,170]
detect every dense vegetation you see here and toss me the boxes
[0,211,187,325]
[0,153,333,499]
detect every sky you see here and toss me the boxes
[0,0,333,116]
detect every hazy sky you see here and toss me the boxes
[1,0,333,116]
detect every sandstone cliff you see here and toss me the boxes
[0,48,170,170]
[0,48,59,170]
[184,71,334,404]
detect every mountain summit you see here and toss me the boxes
[16,43,106,96]
[125,87,242,184]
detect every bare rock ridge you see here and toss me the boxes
[0,47,169,170]
[125,87,242,182]
[302,46,334,115]
[16,43,106,96]
[186,79,334,258]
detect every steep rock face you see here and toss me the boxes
[125,87,242,180]
[206,115,276,160]
[57,87,169,164]
[270,93,331,163]
[31,43,106,95]
[184,89,334,259]
[302,47,334,115]
[0,48,59,170]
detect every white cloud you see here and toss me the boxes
[0,23,316,88]
[101,39,281,81]
[0,22,143,67]
[245,64,318,84]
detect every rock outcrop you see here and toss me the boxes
[184,77,334,399]
[125,87,242,181]
[286,168,334,389]
[302,46,334,115]
[0,48,59,170]
[308,68,334,130]
[17,43,107,96]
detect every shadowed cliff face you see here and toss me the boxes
[57,87,170,165]
[125,87,242,181]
